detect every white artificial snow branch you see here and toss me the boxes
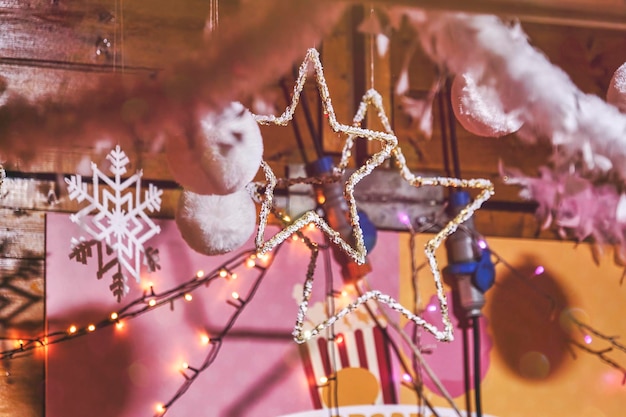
[404,11,626,179]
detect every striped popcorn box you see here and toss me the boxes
[296,286,397,409]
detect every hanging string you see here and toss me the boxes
[207,0,219,34]
[113,0,118,71]
[369,4,375,91]
[120,0,125,73]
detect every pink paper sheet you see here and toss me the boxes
[45,212,399,417]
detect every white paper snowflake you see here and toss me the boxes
[66,145,163,287]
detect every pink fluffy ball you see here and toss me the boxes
[167,102,263,195]
[175,188,257,256]
[451,73,523,138]
[607,62,626,113]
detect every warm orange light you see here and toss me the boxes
[307,223,316,230]
[196,270,205,278]
[218,269,228,278]
[184,293,193,301]
[14,339,24,348]
[230,273,238,280]
[341,290,348,297]
[87,324,96,332]
[319,376,328,384]
[110,312,119,320]
[115,321,124,330]
[148,299,157,307]
[68,325,77,334]
[283,215,291,222]
[181,362,189,370]
[336,335,344,344]
[292,235,299,242]
[155,403,166,414]
[200,334,211,345]
[245,258,256,268]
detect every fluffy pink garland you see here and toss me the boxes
[0,0,346,161]
[503,164,626,260]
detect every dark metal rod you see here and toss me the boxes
[445,77,463,179]
[437,85,453,178]
[472,317,484,417]
[295,70,325,159]
[279,79,311,165]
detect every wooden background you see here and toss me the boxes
[2,1,626,415]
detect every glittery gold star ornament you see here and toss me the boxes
[289,88,494,344]
[253,48,397,265]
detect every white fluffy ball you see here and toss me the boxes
[167,102,263,195]
[175,188,256,256]
[451,73,523,138]
[607,62,626,113]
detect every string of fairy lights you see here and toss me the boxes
[0,249,265,360]
[1,211,625,415]
[0,245,281,416]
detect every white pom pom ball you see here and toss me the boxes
[175,188,256,256]
[451,73,523,138]
[167,102,263,195]
[607,62,626,113]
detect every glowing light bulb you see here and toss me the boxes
[110,312,119,320]
[307,223,316,230]
[340,290,348,297]
[477,239,488,250]
[148,299,157,307]
[402,373,413,382]
[335,335,344,344]
[303,330,312,340]
[115,321,124,330]
[319,376,328,384]
[246,258,256,268]
[68,325,77,334]
[218,269,228,278]
[427,304,437,312]
[184,293,193,301]
[230,273,238,280]
[283,215,291,222]
[155,403,166,414]
[398,212,410,226]
[534,265,545,276]
[584,334,593,344]
[231,292,240,300]
[87,324,96,332]
[200,334,211,345]
[181,362,189,370]
[196,270,205,278]
[292,235,299,242]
